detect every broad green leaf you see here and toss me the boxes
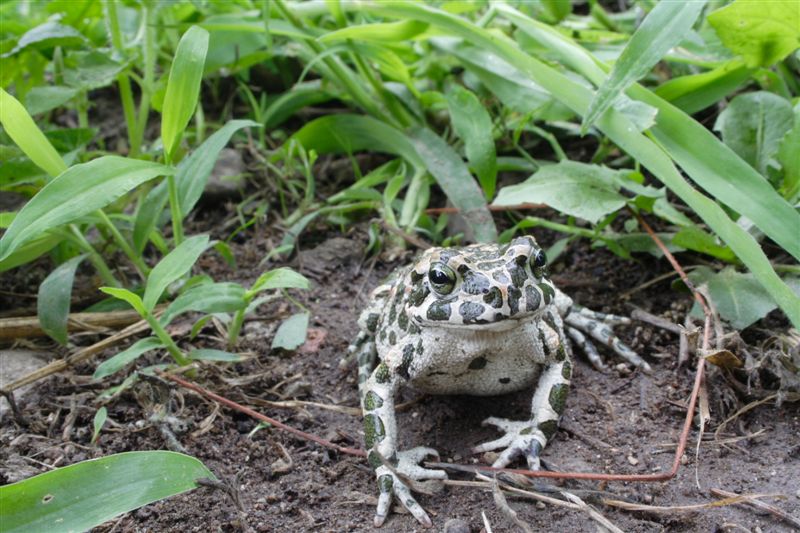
[188,349,245,362]
[4,20,86,57]
[94,337,163,379]
[143,234,210,312]
[37,254,86,345]
[0,157,172,262]
[494,161,627,223]
[319,19,428,43]
[0,88,67,177]
[708,0,800,68]
[91,407,107,444]
[63,50,126,91]
[690,267,800,329]
[161,282,247,326]
[0,451,215,533]
[446,86,497,199]
[177,119,259,217]
[271,312,309,351]
[161,26,209,160]
[582,0,706,133]
[358,1,800,326]
[672,226,736,263]
[132,181,170,253]
[263,81,333,129]
[24,86,79,115]
[654,59,751,115]
[99,287,147,316]
[409,127,497,242]
[291,114,423,167]
[541,0,571,22]
[251,267,310,294]
[714,91,794,177]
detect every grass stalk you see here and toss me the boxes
[68,225,120,287]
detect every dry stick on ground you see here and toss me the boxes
[0,308,161,340]
[710,488,800,530]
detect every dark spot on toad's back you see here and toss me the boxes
[562,359,572,379]
[538,420,558,440]
[366,313,380,333]
[508,259,527,288]
[525,285,541,312]
[398,344,414,380]
[462,270,491,295]
[469,356,488,370]
[398,310,408,331]
[538,330,550,356]
[388,330,396,345]
[549,383,568,414]
[459,301,485,323]
[408,284,430,307]
[499,377,511,384]
[508,286,521,315]
[375,363,390,383]
[538,282,555,304]
[427,299,452,321]
[483,287,503,308]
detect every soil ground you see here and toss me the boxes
[1,211,798,532]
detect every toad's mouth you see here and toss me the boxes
[414,311,540,332]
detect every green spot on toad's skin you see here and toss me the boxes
[555,343,567,362]
[520,426,534,435]
[538,419,558,441]
[426,299,452,321]
[561,359,572,380]
[549,383,568,414]
[368,450,382,469]
[374,363,390,383]
[379,474,393,492]
[389,330,397,345]
[538,282,555,304]
[363,390,384,410]
[364,414,386,449]
[365,313,379,333]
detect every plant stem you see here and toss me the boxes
[106,0,140,156]
[135,3,156,151]
[68,225,120,287]
[144,312,189,365]
[166,173,184,245]
[96,210,150,278]
[227,307,246,348]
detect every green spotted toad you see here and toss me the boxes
[348,236,649,527]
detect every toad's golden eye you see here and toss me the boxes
[428,263,456,295]
[530,249,547,277]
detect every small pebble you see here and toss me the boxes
[535,502,546,510]
[443,518,470,533]
[627,455,639,466]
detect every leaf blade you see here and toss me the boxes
[37,254,86,345]
[143,234,210,312]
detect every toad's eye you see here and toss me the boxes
[530,249,547,276]
[428,263,456,294]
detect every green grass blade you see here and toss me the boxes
[408,127,497,242]
[582,0,706,133]
[0,451,215,533]
[177,119,259,217]
[161,26,209,161]
[318,19,428,43]
[94,337,163,379]
[0,88,67,177]
[161,282,247,326]
[0,157,173,262]
[99,287,147,316]
[654,59,751,114]
[143,234,210,312]
[37,254,86,345]
[446,85,497,199]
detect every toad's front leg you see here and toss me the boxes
[362,360,446,528]
[474,318,572,469]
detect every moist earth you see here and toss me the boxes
[1,224,798,532]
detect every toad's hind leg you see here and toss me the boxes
[474,316,572,469]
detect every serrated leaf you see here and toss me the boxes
[0,156,172,262]
[37,254,86,345]
[0,451,215,533]
[494,161,627,223]
[93,337,163,380]
[271,312,309,351]
[143,234,210,312]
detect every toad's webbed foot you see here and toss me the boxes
[564,305,651,372]
[473,417,547,470]
[373,447,447,528]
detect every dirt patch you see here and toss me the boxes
[1,226,799,532]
